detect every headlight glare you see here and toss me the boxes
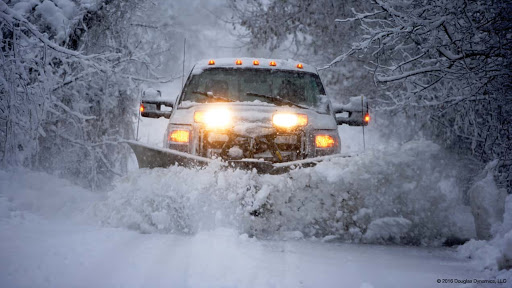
[272,113,308,129]
[194,108,232,129]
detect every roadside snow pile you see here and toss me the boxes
[457,170,512,279]
[468,160,508,239]
[94,140,477,246]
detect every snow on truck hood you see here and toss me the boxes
[192,57,318,75]
[171,102,338,131]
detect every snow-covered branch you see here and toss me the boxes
[318,48,359,71]
[120,74,182,83]
[0,2,96,60]
[335,9,385,23]
[376,66,443,82]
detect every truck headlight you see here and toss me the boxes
[194,108,232,129]
[272,113,308,129]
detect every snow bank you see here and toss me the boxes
[94,140,476,245]
[458,191,512,274]
[469,160,507,239]
[0,168,99,222]
[457,166,512,281]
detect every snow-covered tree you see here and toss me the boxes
[334,0,511,192]
[0,0,120,190]
[231,0,512,192]
[0,0,183,189]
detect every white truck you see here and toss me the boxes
[128,58,369,173]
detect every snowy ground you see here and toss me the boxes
[0,155,505,288]
[0,218,484,288]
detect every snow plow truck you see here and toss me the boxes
[128,58,369,174]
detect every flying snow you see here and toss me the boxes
[93,140,476,246]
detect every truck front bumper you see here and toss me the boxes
[127,140,350,174]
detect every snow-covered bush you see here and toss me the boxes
[94,140,477,245]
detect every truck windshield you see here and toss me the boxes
[181,68,325,107]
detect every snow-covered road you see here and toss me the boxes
[0,215,482,288]
[0,163,495,288]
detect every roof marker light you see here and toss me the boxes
[269,61,277,66]
[208,59,215,65]
[235,59,242,65]
[297,63,303,69]
[253,60,259,65]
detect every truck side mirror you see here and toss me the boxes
[142,88,161,98]
[333,96,370,126]
[140,89,173,119]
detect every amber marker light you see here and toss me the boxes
[235,59,243,65]
[364,113,370,123]
[296,63,303,69]
[253,60,260,65]
[297,114,308,126]
[272,113,308,129]
[194,111,204,123]
[169,130,190,143]
[208,59,215,65]
[269,61,277,66]
[315,135,336,148]
[139,104,144,112]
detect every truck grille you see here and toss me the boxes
[203,131,301,162]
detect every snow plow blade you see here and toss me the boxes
[126,140,354,174]
[126,141,212,169]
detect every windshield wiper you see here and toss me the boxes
[192,90,234,102]
[245,92,308,109]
